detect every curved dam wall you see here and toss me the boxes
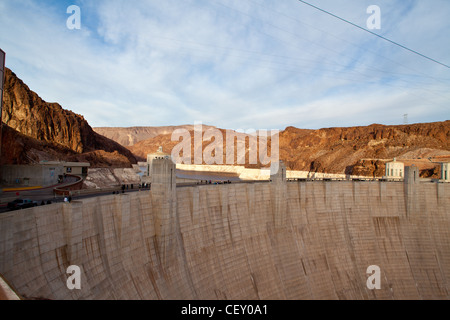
[0,161,449,300]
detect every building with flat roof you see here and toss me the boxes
[1,163,64,187]
[1,161,90,187]
[384,158,404,180]
[39,161,90,176]
[141,147,171,182]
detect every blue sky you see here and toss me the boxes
[1,0,449,130]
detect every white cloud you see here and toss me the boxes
[0,0,449,130]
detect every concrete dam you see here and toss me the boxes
[0,159,449,300]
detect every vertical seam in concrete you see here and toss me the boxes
[175,195,199,299]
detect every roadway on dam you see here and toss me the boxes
[0,170,242,214]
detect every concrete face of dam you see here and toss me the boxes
[0,162,449,300]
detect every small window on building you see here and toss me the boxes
[391,169,394,176]
[66,167,72,173]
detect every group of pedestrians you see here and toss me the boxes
[198,180,232,185]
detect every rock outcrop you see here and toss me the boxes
[94,125,216,147]
[127,122,450,177]
[128,128,271,166]
[1,68,137,166]
[1,124,133,168]
[279,123,450,174]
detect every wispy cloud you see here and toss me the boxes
[1,0,449,130]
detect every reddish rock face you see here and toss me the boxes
[279,123,449,174]
[94,125,217,147]
[1,124,29,165]
[351,160,386,178]
[127,121,450,177]
[1,68,137,167]
[1,123,133,168]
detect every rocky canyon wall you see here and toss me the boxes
[1,68,137,166]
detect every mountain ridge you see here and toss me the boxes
[94,124,216,147]
[1,68,137,167]
[124,120,450,177]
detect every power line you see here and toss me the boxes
[209,1,450,97]
[296,0,450,69]
[207,1,450,107]
[246,0,450,85]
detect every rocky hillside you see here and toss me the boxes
[279,122,450,177]
[1,68,137,167]
[127,122,450,177]
[1,123,134,168]
[128,128,271,166]
[94,125,216,147]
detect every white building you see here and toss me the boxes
[1,161,90,187]
[142,146,171,180]
[384,158,405,180]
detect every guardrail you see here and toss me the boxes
[53,174,84,196]
[286,177,398,182]
[67,187,121,197]
[60,185,151,197]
